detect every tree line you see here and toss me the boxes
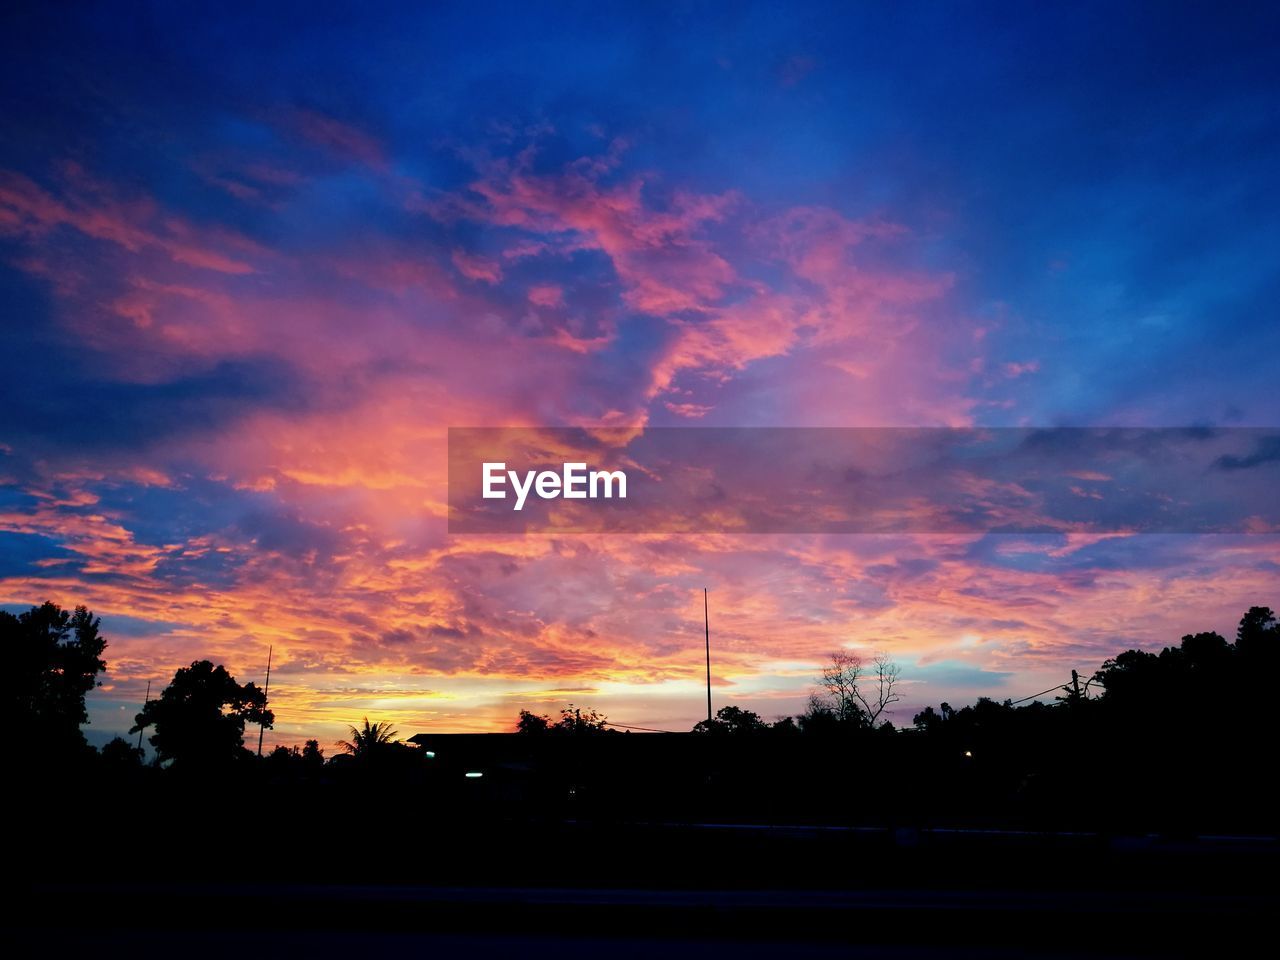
[515,608,1280,741]
[5,598,1277,779]
[5,601,408,773]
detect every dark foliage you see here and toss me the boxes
[99,735,144,769]
[693,705,774,734]
[516,704,615,735]
[10,596,1277,837]
[130,659,272,769]
[3,601,106,763]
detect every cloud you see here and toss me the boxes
[1,165,262,274]
[1214,434,1280,471]
[451,249,503,283]
[527,284,564,307]
[277,108,385,168]
[1,75,1273,748]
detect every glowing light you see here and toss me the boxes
[465,771,483,778]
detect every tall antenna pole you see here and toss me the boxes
[257,645,272,757]
[136,680,150,752]
[704,587,712,724]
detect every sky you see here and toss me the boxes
[1,1,1277,750]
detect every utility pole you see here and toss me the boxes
[257,645,272,757]
[136,680,150,752]
[704,587,712,725]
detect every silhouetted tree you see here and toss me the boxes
[517,709,551,734]
[517,705,613,734]
[1090,648,1161,709]
[1234,606,1279,731]
[810,651,902,729]
[554,704,611,734]
[266,743,299,773]
[797,693,846,733]
[338,717,399,758]
[692,704,768,735]
[264,740,326,779]
[301,738,325,773]
[3,601,107,760]
[100,735,144,769]
[913,705,943,732]
[1236,605,1278,659]
[130,660,271,769]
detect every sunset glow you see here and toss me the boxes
[2,3,1277,751]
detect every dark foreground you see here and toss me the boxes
[15,817,1277,958]
[23,883,1276,958]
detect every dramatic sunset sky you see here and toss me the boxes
[2,3,1277,749]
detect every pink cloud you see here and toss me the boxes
[664,401,714,418]
[1002,360,1040,378]
[0,166,262,275]
[451,249,504,284]
[11,144,1262,746]
[279,108,385,168]
[528,284,565,307]
[426,141,961,424]
[430,142,739,315]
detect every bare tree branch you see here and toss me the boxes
[813,650,901,728]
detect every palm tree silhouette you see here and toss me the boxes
[337,717,399,758]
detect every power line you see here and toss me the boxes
[604,670,1086,734]
[605,721,683,733]
[1008,683,1070,705]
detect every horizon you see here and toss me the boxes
[2,2,1278,751]
[51,599,1276,753]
